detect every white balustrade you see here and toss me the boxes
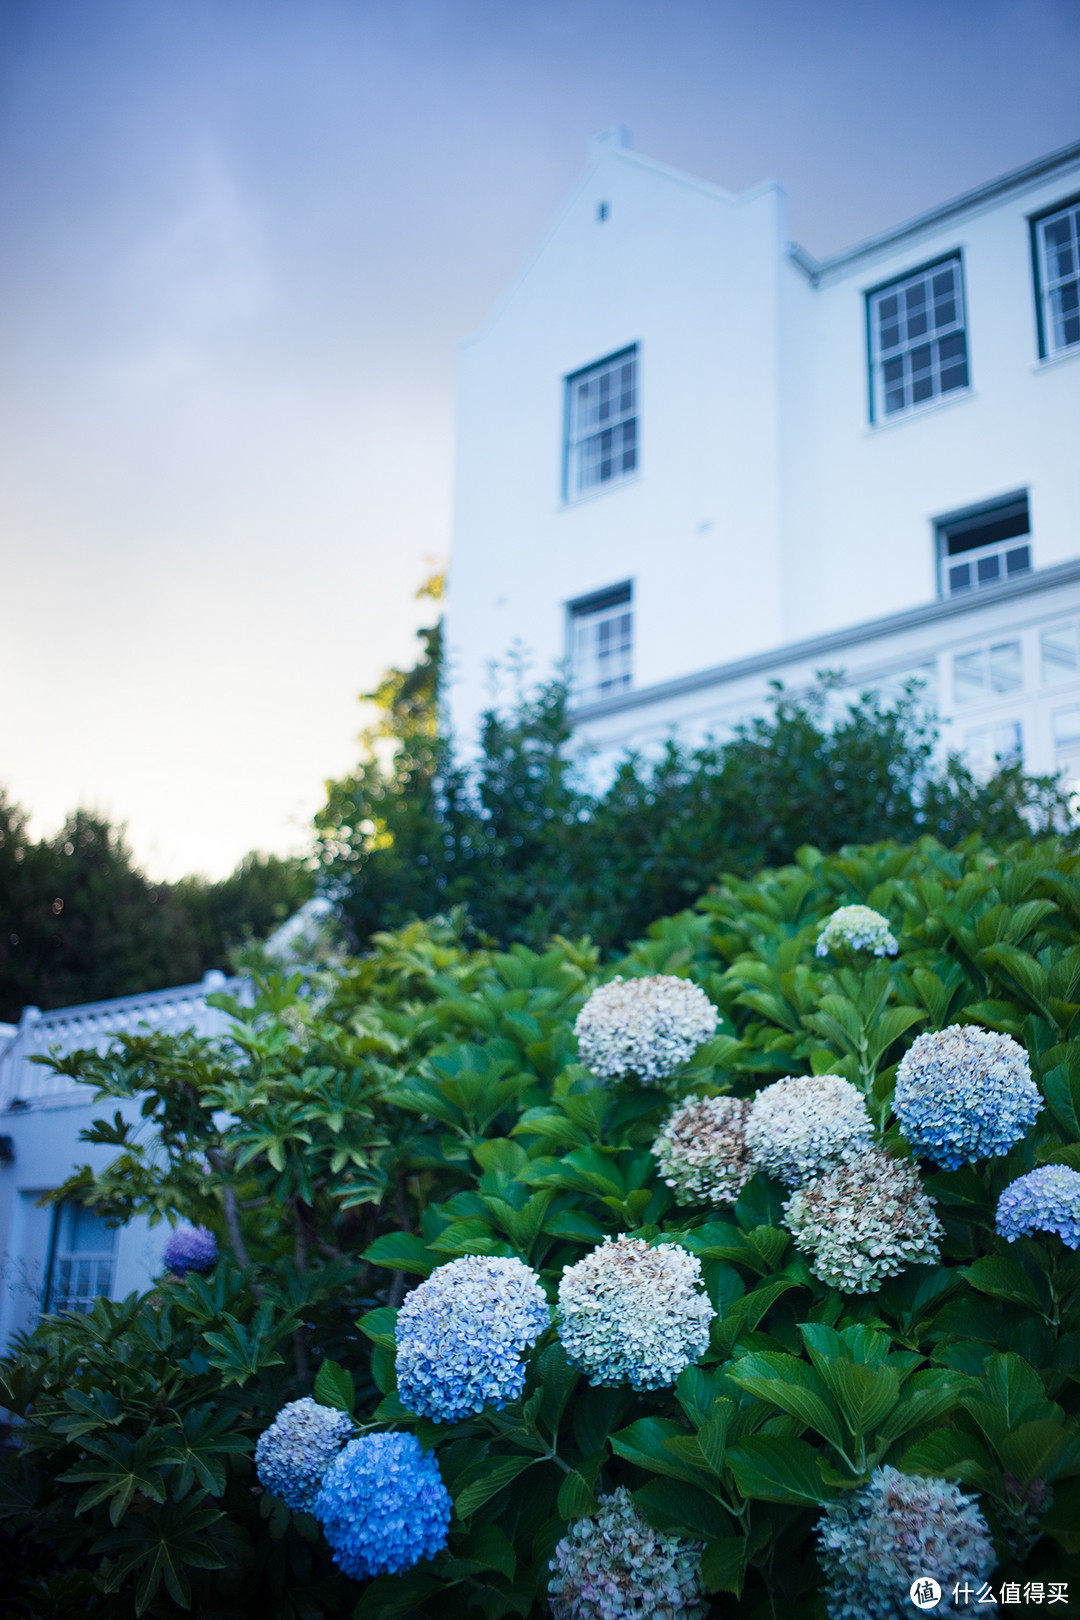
[0,972,244,1111]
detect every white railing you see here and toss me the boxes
[0,973,243,1111]
[942,536,1032,596]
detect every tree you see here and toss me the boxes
[316,601,1072,952]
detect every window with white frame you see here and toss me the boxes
[868,256,968,420]
[43,1201,116,1314]
[567,582,632,706]
[936,491,1031,597]
[1034,196,1080,356]
[952,639,1023,706]
[564,347,638,497]
[1042,620,1080,684]
[1054,706,1080,788]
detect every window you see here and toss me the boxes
[1042,621,1080,683]
[936,491,1031,597]
[868,256,968,420]
[564,347,638,497]
[1033,196,1080,357]
[964,720,1023,776]
[1054,706,1080,788]
[43,1201,116,1314]
[567,582,632,705]
[953,639,1023,705]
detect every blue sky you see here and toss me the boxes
[2,0,1078,877]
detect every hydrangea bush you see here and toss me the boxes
[574,974,718,1082]
[744,1073,874,1185]
[254,1396,354,1513]
[314,1433,452,1579]
[650,1093,753,1204]
[4,838,1080,1618]
[548,1486,708,1620]
[556,1235,714,1388]
[817,1467,997,1619]
[997,1165,1080,1249]
[161,1222,218,1275]
[783,1149,943,1293]
[394,1254,550,1420]
[815,903,899,959]
[893,1024,1041,1169]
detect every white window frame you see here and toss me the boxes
[43,1200,117,1315]
[567,582,633,707]
[868,254,969,421]
[935,491,1031,599]
[563,347,638,499]
[1033,195,1080,357]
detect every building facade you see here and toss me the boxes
[446,128,1080,779]
[0,974,235,1349]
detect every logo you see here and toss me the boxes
[910,1578,942,1610]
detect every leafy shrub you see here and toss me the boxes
[3,837,1080,1617]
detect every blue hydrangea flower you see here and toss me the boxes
[893,1024,1040,1170]
[161,1224,218,1275]
[815,904,898,959]
[313,1433,451,1580]
[997,1164,1080,1248]
[254,1397,353,1513]
[395,1255,550,1423]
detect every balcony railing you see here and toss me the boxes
[942,536,1032,597]
[0,973,243,1111]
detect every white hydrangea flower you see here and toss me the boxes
[815,904,898,959]
[745,1074,873,1187]
[557,1235,714,1390]
[548,1486,708,1620]
[651,1094,753,1205]
[574,975,718,1084]
[817,1467,996,1619]
[783,1150,943,1293]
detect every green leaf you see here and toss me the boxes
[361,1232,436,1277]
[557,1469,599,1519]
[727,1352,845,1451]
[610,1418,710,1485]
[357,1306,399,1349]
[314,1360,356,1416]
[826,1362,900,1440]
[701,1536,748,1596]
[964,1254,1048,1312]
[454,1457,536,1517]
[633,1477,733,1541]
[726,1434,826,1505]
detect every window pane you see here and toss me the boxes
[949,561,972,593]
[989,640,1022,694]
[1054,705,1080,750]
[977,553,1001,585]
[1041,623,1079,683]
[953,650,985,703]
[872,257,966,418]
[566,349,638,497]
[1005,545,1031,577]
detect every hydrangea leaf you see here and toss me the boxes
[313,1360,356,1417]
[725,1433,826,1505]
[700,1535,748,1596]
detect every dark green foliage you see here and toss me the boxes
[3,837,1080,1616]
[316,612,1070,952]
[0,790,313,1021]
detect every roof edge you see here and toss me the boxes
[788,138,1080,283]
[569,559,1080,725]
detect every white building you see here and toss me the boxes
[0,975,239,1349]
[447,128,1080,781]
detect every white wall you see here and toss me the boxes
[448,131,790,741]
[447,132,1080,757]
[790,161,1080,644]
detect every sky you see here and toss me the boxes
[1,0,1078,880]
